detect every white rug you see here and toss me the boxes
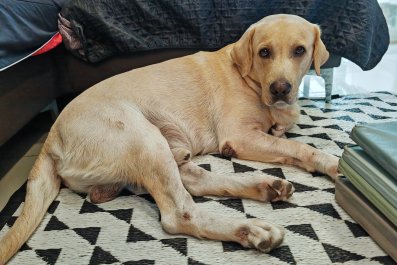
[1,92,396,265]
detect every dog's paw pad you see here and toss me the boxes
[265,179,294,202]
[237,219,285,253]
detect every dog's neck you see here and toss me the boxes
[242,74,262,97]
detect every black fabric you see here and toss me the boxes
[62,0,389,70]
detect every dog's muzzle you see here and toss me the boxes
[270,81,291,101]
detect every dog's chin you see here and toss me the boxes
[271,101,290,109]
[265,98,296,109]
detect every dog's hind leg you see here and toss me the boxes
[137,130,285,253]
[179,162,294,202]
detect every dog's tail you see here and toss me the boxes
[0,149,61,265]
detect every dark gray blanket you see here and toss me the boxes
[62,0,390,70]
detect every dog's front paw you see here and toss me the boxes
[325,155,341,181]
[316,153,340,180]
[269,125,287,137]
[236,219,285,253]
[258,178,294,202]
[244,177,295,202]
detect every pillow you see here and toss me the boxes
[0,0,68,71]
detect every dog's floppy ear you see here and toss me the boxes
[313,25,329,76]
[231,26,256,77]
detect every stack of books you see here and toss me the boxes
[336,121,397,261]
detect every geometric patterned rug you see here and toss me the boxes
[1,92,396,265]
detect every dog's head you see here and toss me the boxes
[231,14,329,107]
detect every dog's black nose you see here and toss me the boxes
[270,81,292,97]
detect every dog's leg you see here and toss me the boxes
[179,162,294,201]
[220,131,339,179]
[140,138,284,252]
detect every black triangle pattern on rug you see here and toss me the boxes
[371,256,397,265]
[297,124,317,129]
[188,257,208,265]
[222,241,246,252]
[19,243,31,252]
[0,182,26,229]
[344,108,364,113]
[160,238,187,256]
[377,107,397,112]
[211,153,231,161]
[76,192,88,199]
[261,168,285,179]
[365,96,383,101]
[323,124,343,131]
[311,171,327,178]
[285,132,303,138]
[322,188,335,194]
[271,201,298,210]
[246,213,256,219]
[79,200,106,214]
[307,143,317,148]
[289,181,318,192]
[198,163,211,171]
[217,198,244,213]
[376,91,393,95]
[309,133,332,140]
[302,104,317,108]
[137,194,156,204]
[335,115,355,122]
[232,162,256,173]
[89,246,119,265]
[269,245,296,265]
[123,260,155,265]
[127,225,156,243]
[35,249,62,265]
[321,108,339,113]
[344,220,369,237]
[355,102,373,106]
[107,209,133,223]
[343,96,360,100]
[369,114,391,120]
[322,243,365,263]
[47,200,60,214]
[309,115,327,121]
[286,224,319,241]
[73,227,101,245]
[334,140,349,149]
[192,196,213,203]
[44,216,69,231]
[6,216,17,227]
[303,204,341,219]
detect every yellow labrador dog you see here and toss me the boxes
[0,14,339,264]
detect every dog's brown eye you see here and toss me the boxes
[259,48,270,58]
[294,46,306,56]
